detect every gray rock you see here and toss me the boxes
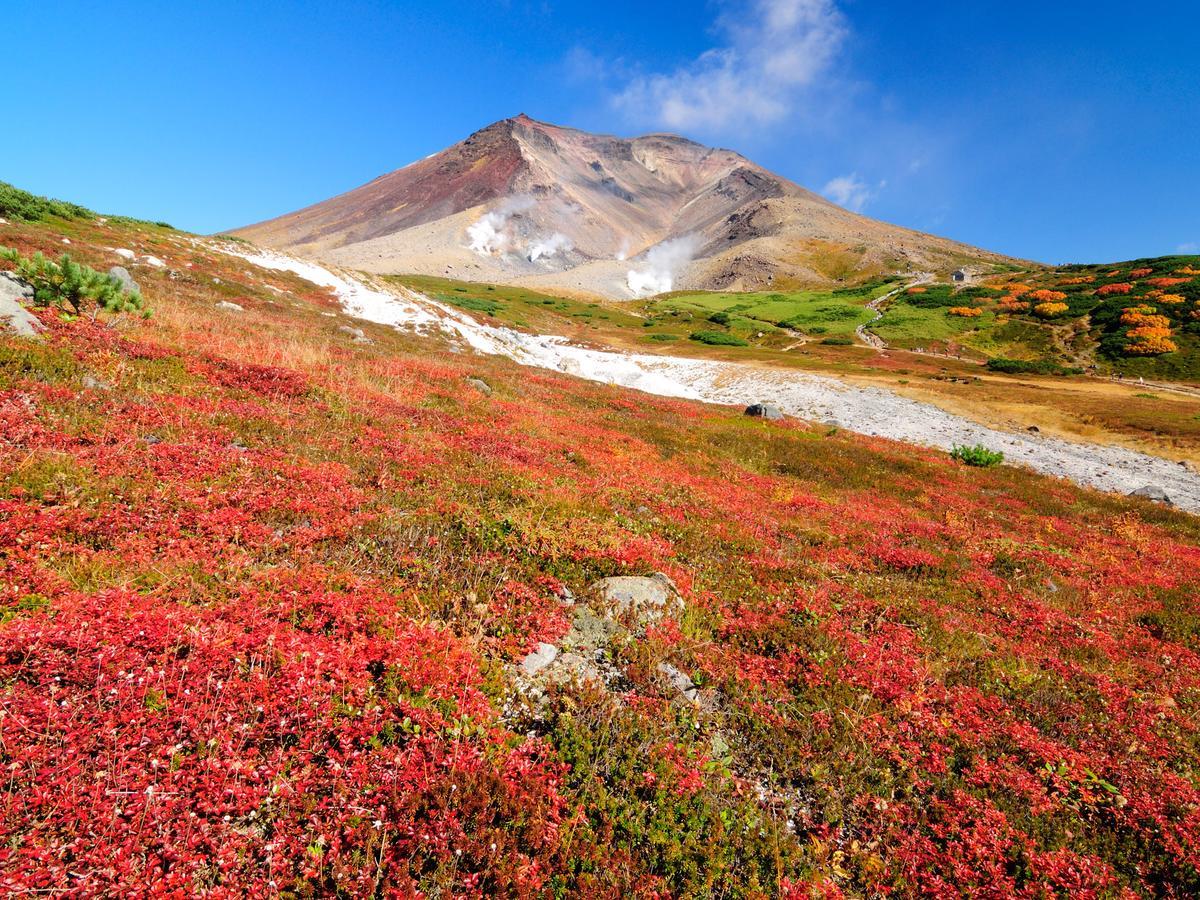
[216,301,245,313]
[108,266,140,295]
[0,272,43,339]
[745,403,784,420]
[592,573,684,625]
[338,324,366,341]
[1129,485,1172,505]
[467,377,493,397]
[657,662,700,703]
[520,642,558,676]
[81,374,112,391]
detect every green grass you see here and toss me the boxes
[386,274,644,331]
[655,284,892,338]
[871,303,996,348]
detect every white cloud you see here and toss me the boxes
[611,0,847,132]
[822,173,873,211]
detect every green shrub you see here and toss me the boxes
[0,248,146,317]
[820,336,853,345]
[444,295,501,315]
[707,311,731,326]
[0,181,92,223]
[986,357,1082,376]
[950,444,1005,467]
[689,330,749,347]
[648,333,680,342]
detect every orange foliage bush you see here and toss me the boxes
[1004,283,1033,296]
[1145,277,1189,288]
[1126,325,1172,339]
[1058,276,1094,285]
[1028,289,1067,303]
[1033,302,1069,318]
[907,286,927,294]
[997,297,1029,312]
[1126,334,1178,355]
[947,306,982,317]
[1120,310,1170,329]
[1096,283,1134,297]
[1159,294,1186,305]
[1129,267,1154,277]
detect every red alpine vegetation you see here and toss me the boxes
[2,215,1200,895]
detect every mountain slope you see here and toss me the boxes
[5,198,1200,895]
[232,115,1023,298]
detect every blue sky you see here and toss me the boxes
[3,0,1197,263]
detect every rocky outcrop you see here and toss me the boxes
[745,403,784,420]
[591,573,684,626]
[0,272,43,339]
[1129,485,1172,505]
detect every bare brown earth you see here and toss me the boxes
[232,115,1027,298]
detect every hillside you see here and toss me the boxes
[231,115,1021,298]
[4,185,1200,895]
[861,258,1200,381]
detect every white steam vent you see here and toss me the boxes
[626,234,701,296]
[467,196,535,255]
[528,233,573,262]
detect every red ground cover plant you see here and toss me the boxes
[2,218,1200,896]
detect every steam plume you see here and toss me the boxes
[626,234,701,296]
[467,196,535,255]
[527,232,573,262]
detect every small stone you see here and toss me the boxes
[745,403,784,420]
[216,301,245,313]
[657,662,700,703]
[61,238,71,245]
[81,374,112,391]
[1026,425,1040,434]
[113,248,136,261]
[520,642,558,676]
[467,377,493,397]
[140,255,166,268]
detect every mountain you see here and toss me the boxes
[231,114,1021,298]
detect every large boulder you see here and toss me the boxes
[1129,485,1172,506]
[108,266,140,295]
[591,573,683,625]
[0,272,43,339]
[745,403,784,420]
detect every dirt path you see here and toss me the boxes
[855,275,931,350]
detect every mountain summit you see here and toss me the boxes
[232,115,1016,297]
